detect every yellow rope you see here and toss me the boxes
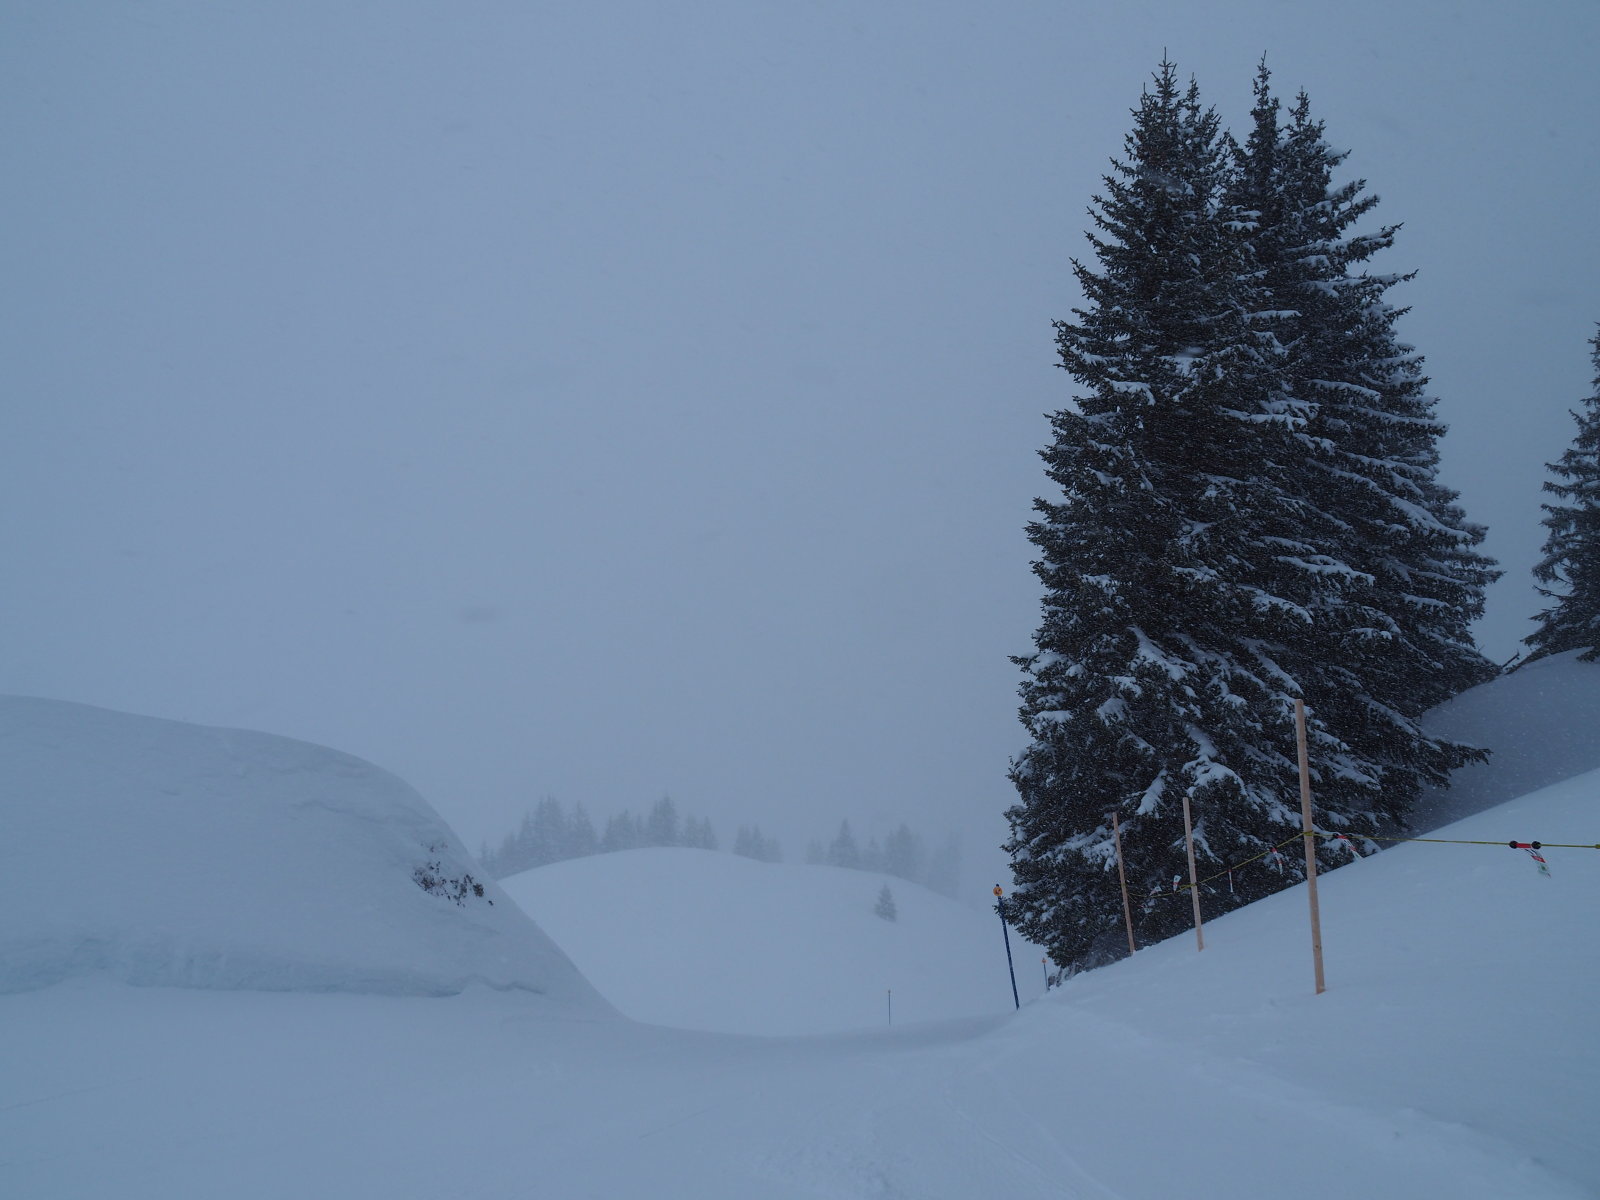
[1317,832,1600,851]
[1154,833,1302,897]
[1150,829,1598,899]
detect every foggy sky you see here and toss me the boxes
[4,1,1596,890]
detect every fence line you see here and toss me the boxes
[1141,828,1599,903]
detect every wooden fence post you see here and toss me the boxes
[1180,792,1204,951]
[1294,698,1327,995]
[1109,811,1137,958]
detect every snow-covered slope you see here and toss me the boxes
[0,696,607,1006]
[3,690,1596,1198]
[1413,650,1600,830]
[6,769,1595,1198]
[501,849,1041,1034]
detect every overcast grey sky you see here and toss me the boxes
[4,1,1596,890]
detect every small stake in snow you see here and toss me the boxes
[994,885,1020,1010]
[1511,841,1552,877]
[1295,698,1327,996]
[1179,791,1204,952]
[887,989,892,1027]
[1108,810,1137,957]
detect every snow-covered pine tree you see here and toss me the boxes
[827,821,861,869]
[1526,326,1600,662]
[1007,62,1500,972]
[1225,67,1497,828]
[874,884,897,922]
[1004,61,1478,972]
[1006,60,1319,968]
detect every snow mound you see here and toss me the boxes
[1414,650,1600,831]
[0,696,609,1006]
[500,848,1040,1035]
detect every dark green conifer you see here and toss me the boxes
[1527,328,1600,662]
[1006,60,1310,966]
[1227,68,1498,826]
[1006,62,1497,972]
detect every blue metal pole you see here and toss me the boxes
[994,885,1020,1010]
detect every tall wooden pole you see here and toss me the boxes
[1294,698,1327,995]
[1179,792,1204,951]
[1109,811,1137,957]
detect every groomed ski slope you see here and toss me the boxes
[3,670,1598,1198]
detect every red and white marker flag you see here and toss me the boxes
[1511,841,1552,877]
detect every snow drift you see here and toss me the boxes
[0,696,607,1005]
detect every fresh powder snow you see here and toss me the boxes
[500,847,1041,1035]
[2,676,1597,1198]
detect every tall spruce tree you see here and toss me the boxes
[1007,61,1306,968]
[1225,68,1497,825]
[1005,61,1495,972]
[1526,327,1600,662]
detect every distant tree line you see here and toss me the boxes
[479,800,963,899]
[731,823,783,862]
[802,821,962,899]
[480,795,727,879]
